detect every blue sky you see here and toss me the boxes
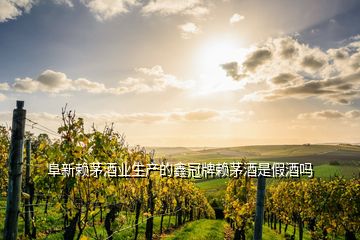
[0,0,360,146]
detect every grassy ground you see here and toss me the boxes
[195,178,228,193]
[261,223,349,240]
[195,178,228,203]
[262,223,313,240]
[158,219,352,240]
[314,164,359,178]
[162,219,226,240]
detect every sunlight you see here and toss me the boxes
[198,37,239,67]
[193,37,248,95]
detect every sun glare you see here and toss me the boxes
[193,37,247,95]
[198,38,240,66]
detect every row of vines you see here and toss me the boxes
[0,109,215,240]
[224,173,359,240]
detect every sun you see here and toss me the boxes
[192,37,248,95]
[197,37,240,67]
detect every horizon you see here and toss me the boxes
[147,142,360,149]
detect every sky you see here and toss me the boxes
[0,0,360,147]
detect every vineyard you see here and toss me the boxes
[0,103,359,240]
[0,105,215,240]
[224,175,359,240]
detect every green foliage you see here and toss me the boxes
[164,219,225,240]
[0,126,10,197]
[224,160,256,235]
[0,109,214,239]
[266,178,360,239]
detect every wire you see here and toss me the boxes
[26,118,59,136]
[25,123,59,137]
[25,124,59,138]
[25,118,60,139]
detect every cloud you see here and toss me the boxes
[173,109,220,121]
[141,0,209,16]
[136,65,164,77]
[0,0,34,22]
[0,1,21,22]
[184,110,218,121]
[115,76,168,93]
[301,55,326,70]
[0,0,212,23]
[350,52,360,70]
[242,49,272,72]
[107,109,245,123]
[229,13,244,24]
[223,36,360,105]
[327,48,349,60]
[82,112,168,124]
[271,73,298,85]
[13,77,40,93]
[260,71,360,104]
[345,110,360,119]
[80,0,140,21]
[0,0,75,23]
[220,62,246,81]
[37,69,72,92]
[115,65,192,93]
[279,37,299,59]
[10,69,109,93]
[178,22,200,39]
[74,78,107,93]
[53,0,74,7]
[112,109,252,123]
[0,93,6,101]
[5,66,190,95]
[298,110,344,120]
[13,70,73,93]
[0,109,252,129]
[298,109,360,120]
[0,83,9,91]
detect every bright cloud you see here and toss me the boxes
[0,0,211,22]
[298,109,360,120]
[0,83,9,91]
[141,0,209,16]
[178,22,200,39]
[53,0,74,7]
[4,66,190,95]
[0,0,33,22]
[80,0,140,21]
[73,78,107,93]
[229,13,244,24]
[0,109,252,127]
[116,65,192,93]
[0,0,212,22]
[13,70,76,93]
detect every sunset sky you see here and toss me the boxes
[0,0,360,146]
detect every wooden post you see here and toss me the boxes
[24,139,31,237]
[4,101,26,240]
[253,176,266,240]
[145,155,155,240]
